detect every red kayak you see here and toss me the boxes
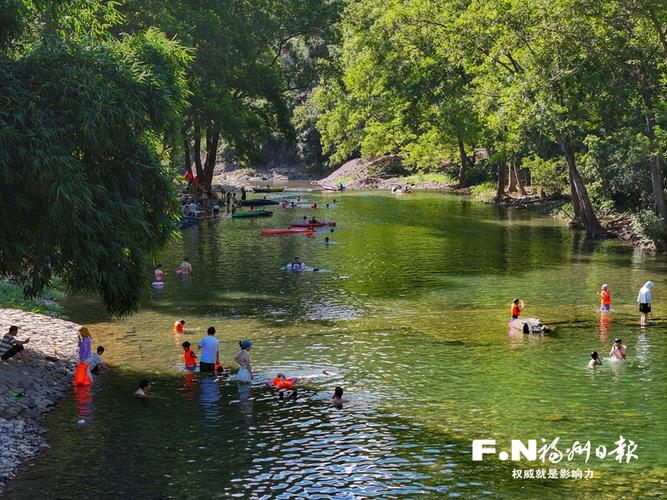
[289,220,336,228]
[260,228,316,236]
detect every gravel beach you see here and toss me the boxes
[0,308,79,494]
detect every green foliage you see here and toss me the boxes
[634,210,667,245]
[0,279,64,316]
[0,3,190,316]
[522,156,568,195]
[470,182,497,203]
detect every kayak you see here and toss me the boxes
[241,199,279,206]
[253,187,285,193]
[232,210,273,218]
[260,228,315,236]
[289,220,336,228]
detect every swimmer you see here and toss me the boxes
[173,319,186,333]
[588,351,602,368]
[134,379,152,398]
[324,236,330,244]
[326,203,330,209]
[291,257,304,270]
[182,341,197,370]
[271,373,298,390]
[330,387,348,406]
[597,284,611,312]
[154,264,164,281]
[511,298,524,319]
[609,338,627,360]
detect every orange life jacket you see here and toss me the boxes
[173,321,185,333]
[599,290,611,305]
[272,377,294,390]
[511,303,521,317]
[184,348,197,368]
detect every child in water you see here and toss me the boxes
[588,351,602,368]
[597,284,611,311]
[511,298,524,319]
[182,341,197,370]
[173,319,186,333]
[134,379,151,398]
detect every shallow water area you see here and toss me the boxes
[6,191,667,498]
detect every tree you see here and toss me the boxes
[0,2,190,315]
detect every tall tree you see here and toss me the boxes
[0,1,190,315]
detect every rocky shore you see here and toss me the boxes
[0,308,80,494]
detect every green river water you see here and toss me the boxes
[5,191,667,499]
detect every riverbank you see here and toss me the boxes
[0,309,79,494]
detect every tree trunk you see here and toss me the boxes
[513,163,527,196]
[507,159,517,193]
[638,74,667,221]
[557,132,604,238]
[192,123,205,181]
[495,162,507,201]
[182,127,194,176]
[457,136,470,186]
[203,126,220,192]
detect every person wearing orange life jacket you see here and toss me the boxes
[511,298,524,319]
[597,284,611,312]
[271,373,297,390]
[173,320,186,334]
[182,341,197,370]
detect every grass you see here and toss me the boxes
[470,181,497,202]
[0,280,64,316]
[401,172,456,186]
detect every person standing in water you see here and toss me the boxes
[241,186,247,201]
[609,338,627,360]
[234,340,253,383]
[198,327,219,373]
[637,281,653,326]
[588,351,602,368]
[154,264,164,282]
[597,284,611,312]
[78,327,92,362]
[511,299,524,319]
[178,257,193,275]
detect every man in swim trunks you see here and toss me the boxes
[609,338,627,360]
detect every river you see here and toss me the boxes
[5,191,667,498]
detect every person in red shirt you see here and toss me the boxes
[597,284,611,312]
[182,341,197,370]
[173,320,186,333]
[511,298,524,319]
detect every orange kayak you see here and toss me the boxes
[260,228,315,236]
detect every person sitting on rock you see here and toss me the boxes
[0,326,29,362]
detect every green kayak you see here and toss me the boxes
[232,210,273,218]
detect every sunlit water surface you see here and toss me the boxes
[6,191,667,499]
